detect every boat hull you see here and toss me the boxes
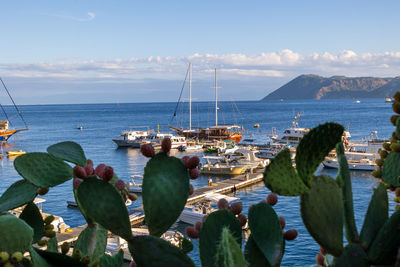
[200,165,248,176]
[112,139,142,148]
[322,159,376,171]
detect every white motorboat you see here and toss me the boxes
[67,198,133,208]
[269,113,310,146]
[385,97,394,103]
[200,156,249,176]
[227,148,270,169]
[322,157,376,171]
[128,175,143,193]
[112,127,152,148]
[147,133,187,149]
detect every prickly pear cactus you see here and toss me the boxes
[245,235,272,267]
[47,141,87,166]
[0,179,37,213]
[19,202,44,244]
[331,244,368,267]
[73,224,108,263]
[382,151,400,187]
[215,228,246,267]
[0,213,33,254]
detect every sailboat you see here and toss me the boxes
[0,78,28,143]
[169,65,242,143]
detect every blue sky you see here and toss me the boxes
[1,0,400,104]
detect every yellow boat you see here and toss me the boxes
[253,124,260,128]
[6,150,26,157]
[200,162,248,176]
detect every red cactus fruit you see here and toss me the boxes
[189,168,200,179]
[73,165,87,179]
[161,138,172,153]
[73,250,82,260]
[230,202,243,215]
[201,215,208,223]
[279,216,286,229]
[320,246,327,256]
[86,159,94,167]
[185,226,199,239]
[181,156,190,166]
[194,222,202,232]
[84,164,94,176]
[186,156,200,169]
[37,187,49,196]
[266,193,278,206]
[315,253,326,266]
[81,255,90,264]
[95,164,107,178]
[283,229,298,241]
[141,144,155,158]
[114,179,126,191]
[103,166,114,182]
[73,178,83,190]
[189,184,194,195]
[130,261,137,267]
[217,198,229,210]
[237,213,247,227]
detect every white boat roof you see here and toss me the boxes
[204,193,239,203]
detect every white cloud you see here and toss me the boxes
[49,12,96,22]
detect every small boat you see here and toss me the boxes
[269,113,310,146]
[385,97,393,103]
[68,198,133,208]
[147,133,187,149]
[112,127,152,148]
[77,126,83,130]
[322,157,376,171]
[253,124,260,128]
[353,100,361,103]
[128,175,143,193]
[200,156,249,176]
[6,150,26,157]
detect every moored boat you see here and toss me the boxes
[322,157,376,171]
[112,128,152,148]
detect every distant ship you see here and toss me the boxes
[385,97,393,103]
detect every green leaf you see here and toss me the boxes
[0,180,37,213]
[216,228,247,267]
[34,248,88,267]
[368,209,400,265]
[46,237,58,252]
[382,151,400,187]
[143,152,190,236]
[0,213,33,254]
[359,184,388,250]
[76,177,132,240]
[47,141,87,166]
[263,148,309,196]
[20,202,44,244]
[73,224,108,263]
[14,152,73,188]
[248,202,284,267]
[331,244,369,267]
[244,235,271,267]
[99,249,124,267]
[296,122,344,187]
[199,209,242,267]
[300,175,344,257]
[30,247,52,267]
[128,235,195,267]
[336,142,359,243]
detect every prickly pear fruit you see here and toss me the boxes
[95,164,106,178]
[3,262,13,267]
[10,252,22,263]
[73,249,82,260]
[44,215,55,224]
[284,229,298,241]
[86,159,93,167]
[141,144,155,158]
[189,168,199,179]
[37,187,49,195]
[44,230,56,238]
[103,166,114,182]
[201,215,208,223]
[81,255,90,264]
[130,260,137,267]
[379,150,388,159]
[61,242,69,255]
[391,115,400,126]
[128,193,138,201]
[186,156,200,169]
[73,178,83,189]
[114,179,125,190]
[393,102,400,114]
[279,216,286,229]
[391,143,400,153]
[320,246,327,255]
[181,156,190,166]
[189,184,194,195]
[395,187,400,197]
[237,213,247,227]
[194,222,202,232]
[37,239,47,246]
[0,251,9,263]
[217,198,229,210]
[375,158,384,166]
[266,192,278,206]
[84,164,94,176]
[73,165,87,179]
[315,253,326,266]
[371,169,382,178]
[185,226,199,239]
[45,224,54,230]
[161,138,172,153]
[230,202,243,215]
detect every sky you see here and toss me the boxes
[1,0,400,104]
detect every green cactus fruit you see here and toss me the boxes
[244,235,272,267]
[199,210,242,267]
[0,180,38,213]
[375,158,384,166]
[180,238,194,254]
[44,215,55,225]
[359,184,388,250]
[45,224,54,230]
[215,228,247,267]
[331,244,368,267]
[44,230,56,238]
[336,142,359,243]
[81,255,90,264]
[393,101,400,114]
[380,149,389,159]
[37,239,48,246]
[383,142,392,151]
[300,175,344,257]
[263,148,309,196]
[128,235,195,267]
[382,151,400,187]
[392,142,400,152]
[73,224,107,263]
[0,251,9,263]
[73,250,82,260]
[391,115,399,126]
[14,152,73,188]
[368,209,400,265]
[371,168,382,178]
[0,214,33,254]
[296,122,344,187]
[10,251,23,263]
[76,177,132,240]
[3,262,13,267]
[143,153,190,237]
[47,141,87,166]
[61,242,70,255]
[19,202,44,244]
[37,187,49,195]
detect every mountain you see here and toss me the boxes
[262,74,400,100]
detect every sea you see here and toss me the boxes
[0,98,397,266]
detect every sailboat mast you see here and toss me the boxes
[215,68,218,126]
[189,63,192,130]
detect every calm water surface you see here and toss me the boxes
[0,99,396,266]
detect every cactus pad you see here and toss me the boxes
[143,152,190,236]
[215,228,247,267]
[30,247,52,267]
[46,237,58,252]
[34,248,88,267]
[245,235,271,267]
[0,213,33,254]
[128,235,195,267]
[300,175,344,256]
[98,249,123,267]
[359,183,388,250]
[0,180,37,213]
[248,202,284,266]
[296,122,344,187]
[263,149,309,196]
[47,141,87,166]
[331,244,368,267]
[76,177,132,240]
[14,152,73,188]
[199,210,242,267]
[73,224,108,263]
[19,202,44,244]
[382,151,400,187]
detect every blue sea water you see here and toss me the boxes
[0,99,397,266]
